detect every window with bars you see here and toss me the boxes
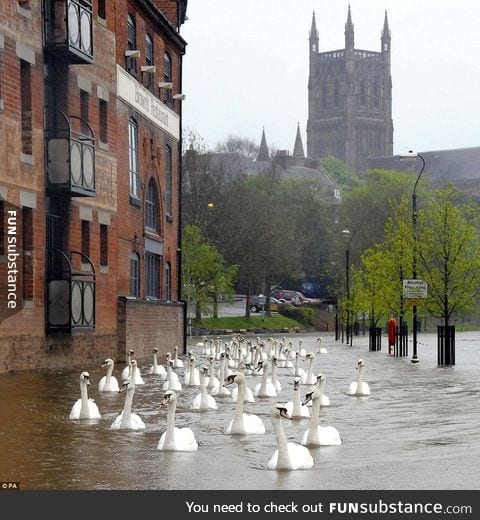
[145,252,160,298]
[145,178,159,232]
[130,252,140,297]
[145,34,154,91]
[128,118,139,200]
[165,144,173,218]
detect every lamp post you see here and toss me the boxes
[342,228,353,346]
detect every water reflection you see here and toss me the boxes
[1,332,480,489]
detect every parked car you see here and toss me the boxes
[300,281,323,299]
[271,289,312,306]
[249,296,283,313]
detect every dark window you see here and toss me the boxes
[130,252,140,297]
[22,207,33,300]
[164,261,171,301]
[165,144,173,218]
[99,99,107,143]
[81,220,90,258]
[128,118,139,199]
[80,89,89,134]
[145,252,160,298]
[100,224,108,266]
[20,60,32,155]
[145,34,154,91]
[334,79,340,107]
[98,0,106,19]
[373,82,379,108]
[145,178,159,232]
[360,81,366,106]
[126,14,137,75]
[163,52,172,105]
[321,81,327,109]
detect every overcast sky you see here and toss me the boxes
[181,0,480,157]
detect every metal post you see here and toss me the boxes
[345,246,350,346]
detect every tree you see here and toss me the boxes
[181,225,238,323]
[320,155,361,191]
[215,134,260,160]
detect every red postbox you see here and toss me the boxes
[388,317,396,354]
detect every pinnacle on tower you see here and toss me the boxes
[293,123,305,159]
[257,127,269,162]
[345,4,354,49]
[310,10,318,38]
[382,10,390,38]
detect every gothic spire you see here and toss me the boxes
[293,123,305,159]
[345,4,354,49]
[381,10,391,56]
[309,11,319,53]
[257,127,269,162]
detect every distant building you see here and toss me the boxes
[307,7,393,173]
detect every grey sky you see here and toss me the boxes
[181,0,480,157]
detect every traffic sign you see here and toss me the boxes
[403,279,428,299]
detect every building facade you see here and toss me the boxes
[0,0,187,373]
[307,7,393,173]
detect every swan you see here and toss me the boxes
[313,373,330,406]
[270,357,282,392]
[149,348,167,378]
[316,337,328,354]
[184,355,201,386]
[302,353,316,385]
[98,359,120,392]
[69,372,101,420]
[206,355,220,394]
[349,358,371,396]
[223,373,265,435]
[291,351,307,380]
[121,350,145,385]
[297,339,307,358]
[301,387,342,446]
[157,390,198,451]
[110,361,145,430]
[281,347,294,369]
[267,404,314,470]
[190,366,218,411]
[172,345,184,368]
[230,370,255,403]
[285,377,310,418]
[212,353,230,396]
[162,361,182,391]
[253,360,277,398]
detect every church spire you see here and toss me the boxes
[309,11,319,54]
[256,127,269,162]
[293,123,305,159]
[345,4,354,50]
[381,10,391,56]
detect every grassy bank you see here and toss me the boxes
[198,314,304,332]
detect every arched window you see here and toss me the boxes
[128,118,139,199]
[372,82,379,108]
[126,14,137,75]
[334,79,340,107]
[164,262,171,301]
[163,52,172,105]
[145,34,154,90]
[360,80,366,106]
[130,252,140,297]
[145,178,160,232]
[321,81,327,109]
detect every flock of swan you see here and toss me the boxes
[69,336,371,471]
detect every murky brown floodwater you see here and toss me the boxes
[1,332,480,490]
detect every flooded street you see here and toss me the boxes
[1,331,480,490]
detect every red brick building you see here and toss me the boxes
[0,0,188,373]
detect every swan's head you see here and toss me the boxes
[80,372,91,385]
[293,377,300,391]
[256,360,264,372]
[131,359,138,368]
[302,387,320,405]
[272,404,291,420]
[224,373,245,387]
[210,355,215,362]
[201,365,209,375]
[356,359,366,369]
[189,356,196,366]
[305,352,315,361]
[129,349,135,355]
[153,348,158,354]
[316,373,326,384]
[161,390,176,405]
[119,380,133,393]
[166,352,172,361]
[271,356,278,366]
[174,346,179,352]
[316,337,322,343]
[101,359,113,368]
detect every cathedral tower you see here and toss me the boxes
[306,7,393,173]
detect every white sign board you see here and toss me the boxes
[116,65,180,140]
[403,279,428,299]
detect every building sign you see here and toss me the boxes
[116,65,180,140]
[403,279,428,299]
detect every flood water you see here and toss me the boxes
[1,331,480,490]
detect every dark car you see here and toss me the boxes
[249,296,283,313]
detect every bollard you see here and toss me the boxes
[394,324,408,357]
[438,325,455,366]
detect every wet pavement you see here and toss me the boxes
[1,331,480,490]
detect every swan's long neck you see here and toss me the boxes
[306,358,314,381]
[232,380,245,431]
[294,355,299,375]
[164,398,177,449]
[80,380,90,417]
[189,359,196,385]
[106,363,113,385]
[121,386,135,425]
[260,363,269,392]
[307,396,321,443]
[357,366,364,387]
[219,358,225,381]
[167,364,174,385]
[271,361,278,383]
[272,415,291,468]
[153,353,158,369]
[293,386,302,415]
[200,373,208,404]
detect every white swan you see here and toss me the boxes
[206,355,220,394]
[190,366,218,411]
[270,357,282,392]
[224,373,265,435]
[231,372,255,403]
[184,355,201,386]
[150,348,167,378]
[110,361,145,430]
[69,372,101,420]
[316,337,328,354]
[157,391,198,451]
[121,350,145,385]
[162,361,182,391]
[267,404,314,470]
[301,387,342,446]
[212,353,230,396]
[172,345,184,368]
[98,359,120,392]
[253,360,277,398]
[313,373,330,406]
[302,353,316,385]
[285,377,310,418]
[349,358,371,396]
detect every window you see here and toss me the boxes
[128,118,139,199]
[20,60,32,155]
[98,0,106,20]
[145,34,154,91]
[126,14,137,75]
[321,81,327,109]
[100,224,108,266]
[99,99,107,144]
[130,252,140,297]
[80,89,89,135]
[145,178,159,232]
[145,252,160,298]
[360,80,366,106]
[81,220,90,258]
[372,82,379,108]
[165,144,173,218]
[164,261,171,301]
[22,207,33,300]
[334,79,339,107]
[163,52,172,105]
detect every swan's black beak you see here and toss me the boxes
[278,407,291,420]
[160,394,171,406]
[101,362,107,368]
[119,382,129,393]
[294,379,300,391]
[302,392,313,406]
[223,375,235,387]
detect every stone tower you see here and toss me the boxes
[306,7,393,173]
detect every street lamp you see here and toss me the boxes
[399,151,426,363]
[342,228,354,346]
